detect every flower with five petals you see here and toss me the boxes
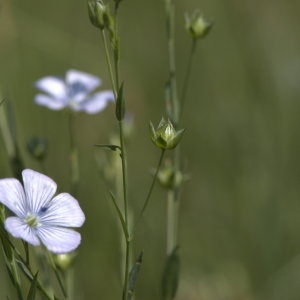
[34,69,114,114]
[0,169,85,253]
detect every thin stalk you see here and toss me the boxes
[166,190,179,255]
[119,120,130,300]
[135,149,166,228]
[68,113,79,197]
[165,0,179,125]
[0,103,15,159]
[0,102,24,180]
[113,5,120,91]
[164,1,182,298]
[179,39,197,119]
[113,9,131,300]
[46,250,67,299]
[101,30,117,98]
[100,7,130,299]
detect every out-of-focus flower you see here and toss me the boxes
[0,169,85,253]
[185,11,213,40]
[34,69,114,114]
[26,136,48,161]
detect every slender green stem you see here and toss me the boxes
[179,39,197,119]
[164,1,182,298]
[118,121,129,229]
[0,101,24,180]
[112,9,132,300]
[165,0,179,125]
[68,113,79,196]
[46,250,67,299]
[119,120,130,300]
[135,149,166,228]
[100,7,130,299]
[101,30,117,98]
[166,190,179,255]
[0,103,15,159]
[113,6,120,90]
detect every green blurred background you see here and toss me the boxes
[1,0,300,299]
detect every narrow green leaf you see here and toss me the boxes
[16,259,34,281]
[161,246,180,300]
[0,233,13,262]
[5,263,16,287]
[108,191,129,240]
[94,144,121,152]
[115,82,125,121]
[53,267,67,298]
[127,251,143,300]
[27,272,38,300]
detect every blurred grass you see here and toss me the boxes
[1,0,300,299]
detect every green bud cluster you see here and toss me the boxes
[150,118,184,150]
[185,11,213,39]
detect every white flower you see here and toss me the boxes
[34,69,114,114]
[0,169,85,254]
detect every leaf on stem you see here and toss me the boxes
[0,226,13,262]
[94,144,121,152]
[127,251,143,300]
[161,246,180,300]
[16,259,34,281]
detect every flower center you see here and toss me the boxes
[25,214,40,228]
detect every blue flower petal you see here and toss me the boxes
[66,69,101,96]
[39,193,85,227]
[5,217,40,246]
[22,169,57,215]
[79,91,114,114]
[36,226,81,253]
[35,94,68,110]
[35,76,68,99]
[0,178,27,218]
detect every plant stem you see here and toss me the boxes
[179,39,197,119]
[164,1,182,298]
[119,119,131,300]
[135,149,166,228]
[165,0,179,125]
[101,30,117,98]
[99,10,131,299]
[166,190,179,255]
[68,113,79,197]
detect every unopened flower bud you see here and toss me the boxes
[185,11,213,39]
[150,118,184,150]
[26,136,48,161]
[53,253,75,271]
[157,161,183,189]
[88,0,108,30]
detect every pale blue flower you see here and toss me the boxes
[34,69,114,114]
[0,169,85,253]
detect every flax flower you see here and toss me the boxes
[34,69,114,114]
[0,169,85,253]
